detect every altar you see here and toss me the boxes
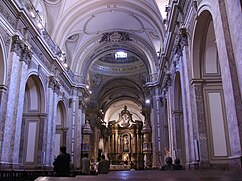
[107,106,144,169]
[110,164,131,171]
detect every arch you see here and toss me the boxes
[173,72,186,164]
[50,1,164,78]
[75,33,156,78]
[192,8,229,167]
[53,1,164,45]
[21,74,46,166]
[0,36,7,86]
[103,99,145,125]
[192,10,212,79]
[24,74,45,112]
[54,100,67,157]
[98,78,145,111]
[56,100,66,127]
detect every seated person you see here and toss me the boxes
[160,157,174,171]
[174,158,183,170]
[98,155,110,174]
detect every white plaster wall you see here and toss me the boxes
[207,92,227,157]
[26,122,37,163]
[210,0,242,156]
[54,134,61,157]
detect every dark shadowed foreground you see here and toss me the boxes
[35,170,242,181]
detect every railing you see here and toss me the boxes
[0,170,54,181]
[0,169,92,180]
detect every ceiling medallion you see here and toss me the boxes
[99,32,132,43]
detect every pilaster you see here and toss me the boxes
[190,79,209,169]
[45,76,58,166]
[0,35,31,166]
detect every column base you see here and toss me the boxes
[228,155,242,171]
[186,162,200,170]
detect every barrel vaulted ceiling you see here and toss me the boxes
[37,0,168,110]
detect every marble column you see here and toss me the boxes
[12,48,31,165]
[142,119,152,168]
[38,113,48,166]
[150,86,162,168]
[81,120,92,163]
[75,100,85,169]
[0,35,30,166]
[172,110,183,160]
[191,79,209,168]
[0,85,7,152]
[45,76,58,166]
[160,95,169,165]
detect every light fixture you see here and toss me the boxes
[63,62,68,68]
[145,99,150,104]
[86,85,90,89]
[29,11,36,18]
[37,21,44,29]
[89,90,92,94]
[115,51,127,59]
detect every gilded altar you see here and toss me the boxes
[107,106,144,169]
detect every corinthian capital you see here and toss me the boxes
[11,35,32,65]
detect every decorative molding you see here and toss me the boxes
[48,76,60,94]
[42,30,59,55]
[0,25,11,55]
[58,75,72,95]
[11,35,32,65]
[0,1,17,29]
[79,99,86,110]
[0,85,8,92]
[10,35,23,56]
[38,65,48,86]
[29,37,52,71]
[99,32,132,43]
[90,73,102,88]
[0,0,86,96]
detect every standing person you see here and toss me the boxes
[98,155,110,174]
[81,153,91,175]
[53,146,71,177]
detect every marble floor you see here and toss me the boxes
[35,170,242,181]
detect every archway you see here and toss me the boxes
[103,100,145,169]
[173,72,186,164]
[54,101,67,157]
[21,75,45,166]
[0,38,7,105]
[192,10,229,168]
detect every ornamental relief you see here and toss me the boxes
[0,1,17,29]
[0,25,11,57]
[91,74,102,88]
[99,32,132,43]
